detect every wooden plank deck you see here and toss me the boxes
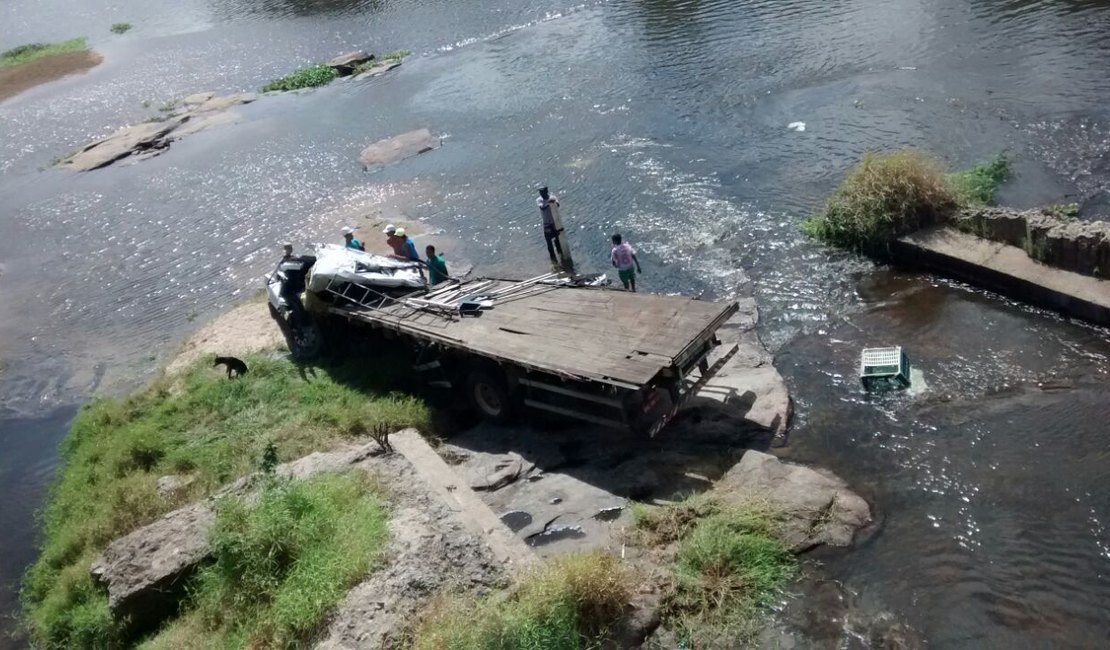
[329,280,738,386]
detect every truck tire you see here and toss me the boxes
[465,369,515,424]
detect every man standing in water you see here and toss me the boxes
[537,186,564,266]
[610,233,642,292]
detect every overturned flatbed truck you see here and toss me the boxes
[311,276,739,436]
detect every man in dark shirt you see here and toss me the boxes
[537,186,563,264]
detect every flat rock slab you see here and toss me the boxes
[182,91,216,106]
[684,299,792,438]
[717,450,871,552]
[192,92,256,113]
[62,117,185,171]
[326,50,372,74]
[90,501,215,631]
[352,60,402,80]
[60,93,257,171]
[359,128,439,170]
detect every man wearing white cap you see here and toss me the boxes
[341,226,364,251]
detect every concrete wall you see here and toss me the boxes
[952,207,1110,280]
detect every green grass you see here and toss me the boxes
[802,149,1011,253]
[261,64,338,92]
[634,496,796,647]
[143,471,389,649]
[21,352,429,648]
[411,553,630,649]
[110,23,132,34]
[1,38,88,68]
[948,153,1010,206]
[382,49,411,61]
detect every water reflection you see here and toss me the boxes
[207,0,385,19]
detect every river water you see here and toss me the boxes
[2,0,1109,646]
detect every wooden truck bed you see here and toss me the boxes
[324,279,738,388]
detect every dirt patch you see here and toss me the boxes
[0,50,102,102]
[166,301,286,375]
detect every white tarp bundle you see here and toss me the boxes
[307,244,425,294]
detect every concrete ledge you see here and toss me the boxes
[391,429,539,577]
[895,227,1110,326]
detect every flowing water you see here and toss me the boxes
[2,0,1110,646]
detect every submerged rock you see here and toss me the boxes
[61,117,185,171]
[58,93,256,171]
[717,450,871,552]
[359,128,440,170]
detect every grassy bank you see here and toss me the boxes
[633,496,796,647]
[145,471,389,649]
[802,149,1011,253]
[22,352,428,647]
[1,38,88,68]
[411,553,630,649]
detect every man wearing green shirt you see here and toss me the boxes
[425,245,449,285]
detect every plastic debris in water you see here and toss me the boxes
[787,121,806,132]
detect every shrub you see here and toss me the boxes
[144,472,389,648]
[412,552,630,649]
[802,149,959,253]
[110,23,132,34]
[635,497,796,648]
[949,153,1010,206]
[261,64,338,92]
[1,38,88,68]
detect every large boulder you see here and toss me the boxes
[717,451,871,552]
[89,502,215,634]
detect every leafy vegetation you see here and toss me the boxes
[22,353,428,647]
[803,149,1011,253]
[351,50,410,76]
[110,23,133,34]
[1,38,88,68]
[634,496,796,647]
[261,64,338,92]
[411,553,630,649]
[144,471,389,649]
[948,153,1010,206]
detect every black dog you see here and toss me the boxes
[213,356,249,379]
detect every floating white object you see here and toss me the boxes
[787,121,806,132]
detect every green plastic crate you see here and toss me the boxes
[860,346,911,391]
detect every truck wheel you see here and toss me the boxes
[466,369,514,423]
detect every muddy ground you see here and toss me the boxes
[0,51,102,102]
